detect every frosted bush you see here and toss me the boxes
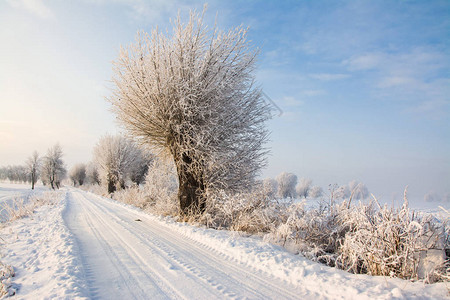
[79,184,106,197]
[0,262,15,297]
[276,172,297,199]
[113,187,149,210]
[204,187,282,234]
[142,159,178,216]
[337,195,448,282]
[262,178,278,199]
[266,190,449,282]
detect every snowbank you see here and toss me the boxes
[0,189,88,299]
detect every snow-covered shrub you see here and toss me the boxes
[79,183,105,197]
[0,191,62,223]
[113,186,149,210]
[266,190,449,282]
[0,195,36,223]
[337,195,448,282]
[204,186,283,234]
[276,172,297,199]
[0,261,15,297]
[265,198,353,264]
[262,178,278,199]
[142,159,178,216]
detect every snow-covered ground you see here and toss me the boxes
[0,183,448,299]
[0,182,48,222]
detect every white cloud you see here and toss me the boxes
[310,73,350,81]
[343,48,450,117]
[302,90,326,97]
[279,96,304,107]
[6,0,54,19]
[343,53,381,71]
[377,76,416,88]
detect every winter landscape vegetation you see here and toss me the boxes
[0,1,449,299]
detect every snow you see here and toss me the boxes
[0,182,48,222]
[0,183,448,299]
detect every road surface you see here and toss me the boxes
[63,189,305,299]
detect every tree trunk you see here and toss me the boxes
[31,173,35,190]
[107,179,116,194]
[176,154,205,215]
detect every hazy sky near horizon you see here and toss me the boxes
[0,0,449,204]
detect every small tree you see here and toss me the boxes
[69,163,86,186]
[129,151,153,186]
[93,135,142,194]
[25,151,40,189]
[85,162,100,185]
[296,177,312,199]
[41,144,66,189]
[308,185,323,198]
[109,9,270,215]
[276,172,297,199]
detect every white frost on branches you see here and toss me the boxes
[41,144,66,189]
[296,178,312,199]
[93,135,147,193]
[108,9,271,213]
[276,172,297,199]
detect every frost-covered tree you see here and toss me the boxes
[41,144,66,189]
[424,191,441,203]
[69,163,86,186]
[348,180,369,200]
[85,162,100,185]
[129,151,153,186]
[93,135,144,194]
[108,10,270,214]
[296,178,312,199]
[25,151,40,189]
[2,165,28,183]
[276,172,297,199]
[308,185,323,198]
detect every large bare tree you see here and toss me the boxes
[109,10,271,215]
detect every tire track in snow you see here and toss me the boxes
[65,189,306,299]
[66,191,180,299]
[91,199,306,299]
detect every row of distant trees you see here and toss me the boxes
[0,144,66,190]
[263,172,369,200]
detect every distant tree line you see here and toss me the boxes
[0,143,67,190]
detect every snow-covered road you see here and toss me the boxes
[63,189,304,299]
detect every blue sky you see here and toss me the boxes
[0,0,449,205]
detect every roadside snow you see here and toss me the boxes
[0,183,48,222]
[0,188,88,299]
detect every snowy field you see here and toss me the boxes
[0,182,48,222]
[0,183,448,299]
